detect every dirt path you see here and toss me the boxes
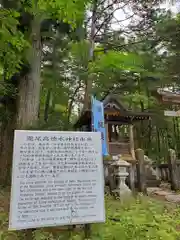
[147,187,180,204]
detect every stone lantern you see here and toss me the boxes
[112,155,131,198]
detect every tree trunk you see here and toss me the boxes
[16,15,41,127]
[44,89,51,122]
[147,119,152,155]
[156,128,161,163]
[67,84,82,123]
[137,75,145,148]
[172,117,177,152]
[83,0,98,110]
[129,124,135,159]
[0,115,16,186]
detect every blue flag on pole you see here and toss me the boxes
[91,96,108,156]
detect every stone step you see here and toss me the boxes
[147,187,180,204]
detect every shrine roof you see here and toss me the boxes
[74,94,151,128]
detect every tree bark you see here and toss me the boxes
[129,124,135,159]
[16,15,42,128]
[156,127,161,163]
[0,115,16,186]
[83,0,98,110]
[44,89,51,122]
[67,83,82,123]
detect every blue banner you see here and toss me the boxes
[91,96,108,156]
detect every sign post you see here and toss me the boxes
[91,96,108,156]
[9,130,105,232]
[164,110,180,117]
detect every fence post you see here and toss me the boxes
[25,229,35,240]
[128,162,136,195]
[108,163,116,193]
[84,224,91,239]
[168,149,180,191]
[135,148,147,194]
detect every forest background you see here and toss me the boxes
[0,0,179,185]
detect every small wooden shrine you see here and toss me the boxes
[74,95,151,160]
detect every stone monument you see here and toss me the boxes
[144,155,161,187]
[112,155,131,198]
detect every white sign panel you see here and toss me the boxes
[9,131,105,230]
[164,110,180,117]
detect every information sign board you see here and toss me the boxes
[9,131,105,230]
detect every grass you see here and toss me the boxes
[0,188,180,240]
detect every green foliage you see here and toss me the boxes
[91,51,145,73]
[122,93,156,109]
[0,9,28,78]
[38,0,90,26]
[71,40,90,66]
[102,196,180,240]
